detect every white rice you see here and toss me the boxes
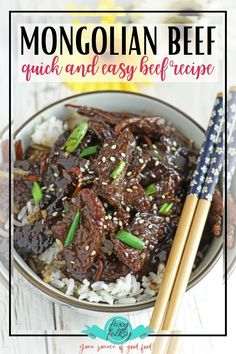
[39,241,166,306]
[15,199,39,226]
[31,116,67,147]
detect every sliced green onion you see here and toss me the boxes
[159,203,173,215]
[152,150,159,158]
[79,145,97,157]
[32,181,43,205]
[144,184,157,196]
[111,160,126,180]
[65,212,80,246]
[64,122,88,153]
[116,230,145,250]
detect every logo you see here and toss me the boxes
[82,316,154,344]
[105,317,132,344]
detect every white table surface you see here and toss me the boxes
[1,1,235,353]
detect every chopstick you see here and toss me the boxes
[161,128,224,330]
[149,92,224,332]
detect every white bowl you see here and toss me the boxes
[12,91,222,312]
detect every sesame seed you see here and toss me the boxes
[104,203,108,208]
[161,195,166,199]
[102,156,106,162]
[155,161,159,166]
[148,224,153,229]
[126,188,133,192]
[126,171,132,177]
[133,185,138,190]
[121,153,126,158]
[153,204,157,210]
[70,260,75,264]
[54,172,59,178]
[102,182,108,185]
[59,188,63,192]
[80,167,85,173]
[62,196,67,201]
[91,250,96,256]
[104,225,107,229]
[45,195,51,199]
[105,215,108,220]
[41,186,47,190]
[108,215,112,220]
[139,219,144,224]
[166,217,170,222]
[118,221,123,227]
[88,170,94,174]
[139,158,144,164]
[110,156,116,162]
[126,206,130,212]
[113,217,118,221]
[111,145,116,149]
[141,253,146,260]
[52,211,58,217]
[103,143,108,147]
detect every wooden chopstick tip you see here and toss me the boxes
[216,92,223,97]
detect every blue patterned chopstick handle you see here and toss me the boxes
[200,130,224,202]
[189,94,223,197]
[227,88,236,139]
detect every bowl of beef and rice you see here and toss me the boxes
[11,91,223,312]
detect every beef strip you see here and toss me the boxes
[14,178,33,210]
[40,134,94,213]
[95,129,135,204]
[51,207,76,243]
[99,253,130,282]
[41,171,79,215]
[90,120,117,141]
[123,183,151,212]
[62,189,105,275]
[140,158,182,197]
[112,213,167,272]
[14,160,42,209]
[14,160,41,176]
[70,105,124,126]
[95,129,150,212]
[208,187,223,237]
[14,220,54,256]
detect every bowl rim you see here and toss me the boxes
[13,89,223,313]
